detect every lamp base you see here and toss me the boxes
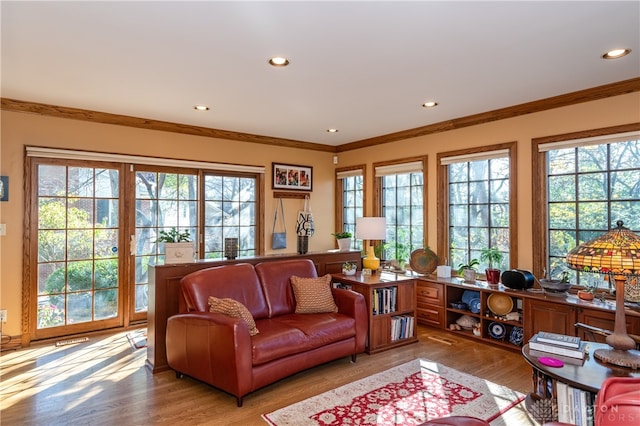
[362,245,380,271]
[594,348,640,369]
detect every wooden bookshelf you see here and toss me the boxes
[332,271,418,354]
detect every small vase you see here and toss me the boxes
[297,235,309,254]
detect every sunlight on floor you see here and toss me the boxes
[0,330,147,413]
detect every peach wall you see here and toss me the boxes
[0,111,335,335]
[338,92,640,265]
[1,92,639,336]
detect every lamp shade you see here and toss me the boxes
[355,217,387,240]
[566,220,640,277]
[565,220,640,369]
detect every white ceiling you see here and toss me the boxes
[2,1,639,147]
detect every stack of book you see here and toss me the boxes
[390,314,414,341]
[528,331,587,360]
[556,381,595,425]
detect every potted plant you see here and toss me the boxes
[341,262,357,275]
[539,270,572,295]
[457,258,480,282]
[157,227,194,264]
[332,231,353,251]
[578,278,598,301]
[480,247,504,285]
[390,240,412,272]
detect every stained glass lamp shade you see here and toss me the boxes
[566,220,640,368]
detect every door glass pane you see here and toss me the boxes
[134,171,198,312]
[36,164,120,329]
[203,174,257,259]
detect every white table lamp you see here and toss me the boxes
[356,217,387,271]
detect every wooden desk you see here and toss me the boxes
[332,272,418,354]
[522,342,640,394]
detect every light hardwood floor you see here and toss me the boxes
[1,326,535,425]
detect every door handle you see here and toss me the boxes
[130,235,136,256]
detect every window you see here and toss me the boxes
[537,129,640,287]
[438,143,516,273]
[203,173,258,259]
[335,166,365,251]
[374,158,426,263]
[25,147,264,342]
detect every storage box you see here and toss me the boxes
[436,265,451,278]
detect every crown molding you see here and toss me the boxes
[3,77,639,154]
[0,98,336,153]
[336,77,640,152]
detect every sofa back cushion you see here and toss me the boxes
[180,263,269,319]
[255,259,318,317]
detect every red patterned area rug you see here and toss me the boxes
[262,359,533,426]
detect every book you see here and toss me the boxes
[556,382,570,423]
[573,386,583,426]
[529,334,587,359]
[536,331,581,348]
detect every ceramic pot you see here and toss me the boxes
[337,238,351,251]
[578,290,595,301]
[485,268,501,285]
[463,268,477,282]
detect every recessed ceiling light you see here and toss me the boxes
[327,128,339,133]
[602,48,631,59]
[269,56,290,67]
[422,101,438,108]
[193,105,209,111]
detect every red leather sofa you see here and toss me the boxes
[165,258,368,406]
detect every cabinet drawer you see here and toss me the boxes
[416,280,444,306]
[417,306,444,328]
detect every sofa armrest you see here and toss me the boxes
[166,312,253,398]
[332,288,368,352]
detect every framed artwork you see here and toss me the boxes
[272,163,312,191]
[0,176,7,202]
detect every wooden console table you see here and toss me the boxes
[147,250,361,373]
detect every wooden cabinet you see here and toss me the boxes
[332,272,418,354]
[147,250,361,373]
[575,305,639,344]
[525,298,640,344]
[524,298,576,340]
[416,278,445,328]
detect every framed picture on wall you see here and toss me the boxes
[272,163,312,191]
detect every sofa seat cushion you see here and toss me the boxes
[277,313,356,347]
[252,313,356,365]
[252,319,309,365]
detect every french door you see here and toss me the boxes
[32,159,125,339]
[130,166,198,321]
[26,151,260,342]
[29,159,200,339]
